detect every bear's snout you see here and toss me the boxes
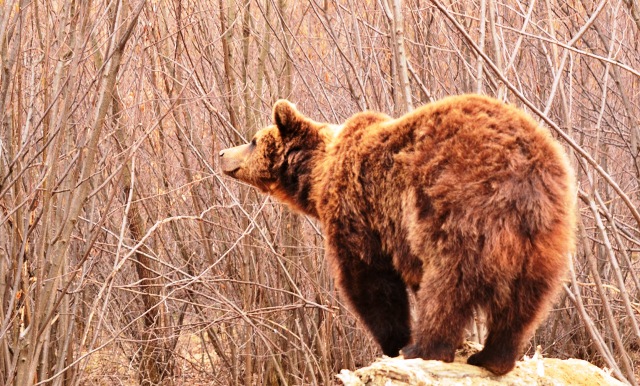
[219,143,252,174]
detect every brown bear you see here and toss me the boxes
[219,94,576,375]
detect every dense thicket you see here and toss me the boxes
[0,0,638,384]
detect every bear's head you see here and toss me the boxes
[219,100,335,217]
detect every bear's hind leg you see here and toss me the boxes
[467,277,558,375]
[402,273,471,362]
[337,257,411,357]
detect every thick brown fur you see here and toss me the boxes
[219,95,576,375]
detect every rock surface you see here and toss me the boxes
[337,343,624,386]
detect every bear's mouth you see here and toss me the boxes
[221,167,240,177]
[220,157,243,176]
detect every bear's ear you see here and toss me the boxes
[273,99,303,138]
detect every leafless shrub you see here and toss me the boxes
[0,0,638,385]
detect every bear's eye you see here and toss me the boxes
[250,138,257,146]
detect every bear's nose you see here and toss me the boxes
[219,150,225,157]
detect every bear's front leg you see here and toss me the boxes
[326,242,411,357]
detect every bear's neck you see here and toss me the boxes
[271,149,325,219]
[274,124,339,218]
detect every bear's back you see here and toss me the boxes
[318,94,574,284]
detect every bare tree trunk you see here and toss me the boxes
[487,0,505,98]
[113,94,174,385]
[220,0,240,130]
[623,0,640,30]
[278,0,293,98]
[475,0,486,93]
[382,0,413,114]
[255,0,272,114]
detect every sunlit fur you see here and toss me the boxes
[219,95,576,376]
